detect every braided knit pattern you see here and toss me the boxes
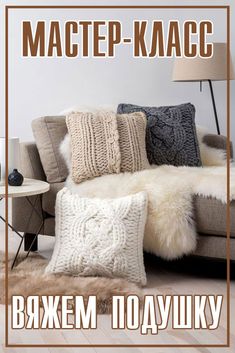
[117,103,201,167]
[66,111,121,183]
[45,188,148,286]
[117,112,150,172]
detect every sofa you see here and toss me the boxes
[12,116,235,260]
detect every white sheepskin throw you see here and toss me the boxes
[65,165,235,260]
[196,125,228,166]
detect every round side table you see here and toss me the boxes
[0,178,50,269]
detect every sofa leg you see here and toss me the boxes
[24,233,38,252]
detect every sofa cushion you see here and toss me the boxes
[42,182,65,216]
[66,111,150,183]
[194,196,235,238]
[117,103,201,167]
[194,235,235,260]
[117,113,150,172]
[66,111,121,183]
[45,189,148,286]
[32,116,68,183]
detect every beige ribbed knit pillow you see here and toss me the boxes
[117,112,149,172]
[66,111,121,183]
[66,111,150,183]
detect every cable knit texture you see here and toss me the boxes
[117,112,150,172]
[117,103,201,167]
[46,189,148,286]
[66,111,121,183]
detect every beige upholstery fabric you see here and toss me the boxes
[203,134,233,158]
[195,234,235,260]
[32,116,68,182]
[66,112,121,183]
[194,196,235,238]
[117,112,149,172]
[12,142,46,235]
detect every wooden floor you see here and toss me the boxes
[0,230,235,352]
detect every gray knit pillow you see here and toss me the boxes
[117,103,201,167]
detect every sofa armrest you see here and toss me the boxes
[19,142,46,180]
[12,142,47,235]
[203,134,233,159]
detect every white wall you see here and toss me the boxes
[0,0,234,144]
[0,0,235,147]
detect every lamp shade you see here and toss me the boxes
[172,42,235,81]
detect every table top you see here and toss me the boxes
[0,178,50,198]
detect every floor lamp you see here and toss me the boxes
[172,42,234,135]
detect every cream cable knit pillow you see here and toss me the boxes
[66,111,121,183]
[46,188,148,286]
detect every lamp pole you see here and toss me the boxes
[208,79,220,135]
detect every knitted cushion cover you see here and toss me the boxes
[117,112,150,172]
[66,111,150,183]
[46,188,148,286]
[117,103,201,167]
[66,111,121,183]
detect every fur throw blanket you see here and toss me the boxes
[65,165,235,260]
[60,111,234,260]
